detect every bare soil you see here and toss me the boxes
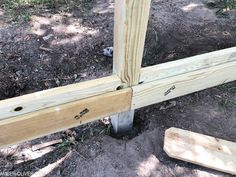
[0,0,236,177]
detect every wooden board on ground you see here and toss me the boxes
[164,127,236,175]
[32,139,63,151]
[0,89,132,148]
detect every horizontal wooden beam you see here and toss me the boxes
[132,60,236,109]
[1,46,236,147]
[0,89,132,148]
[1,47,235,121]
[164,127,236,175]
[0,75,122,120]
[140,47,236,84]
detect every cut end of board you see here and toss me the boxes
[164,127,236,175]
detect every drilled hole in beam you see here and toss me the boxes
[116,85,124,90]
[139,81,144,84]
[14,106,23,112]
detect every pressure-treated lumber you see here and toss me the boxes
[140,47,236,83]
[113,0,151,86]
[0,89,132,148]
[132,60,236,109]
[164,127,236,175]
[0,75,121,120]
[111,0,151,133]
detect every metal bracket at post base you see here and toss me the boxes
[110,110,134,134]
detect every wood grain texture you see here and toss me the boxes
[140,47,236,83]
[0,75,121,120]
[164,127,236,175]
[113,0,151,86]
[132,61,236,109]
[0,89,132,148]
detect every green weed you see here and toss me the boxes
[219,98,236,109]
[56,138,77,148]
[207,0,236,17]
[219,82,236,94]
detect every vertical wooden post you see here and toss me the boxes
[111,0,151,133]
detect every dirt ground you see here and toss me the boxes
[0,0,236,176]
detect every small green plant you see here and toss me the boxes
[224,0,236,9]
[207,0,236,16]
[56,138,77,148]
[219,82,236,94]
[17,13,31,21]
[219,98,236,109]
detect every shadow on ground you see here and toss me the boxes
[0,0,114,100]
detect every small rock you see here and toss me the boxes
[43,34,54,41]
[100,117,110,125]
[160,101,177,110]
[75,79,81,83]
[55,79,60,86]
[16,70,22,77]
[64,130,77,137]
[79,73,87,78]
[102,47,113,58]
